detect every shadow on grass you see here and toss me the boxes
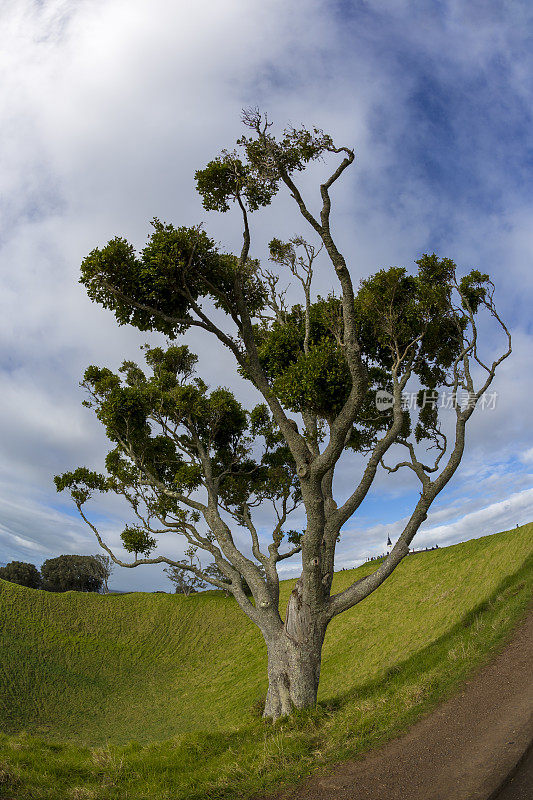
[314,550,533,720]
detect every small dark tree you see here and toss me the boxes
[164,546,206,595]
[204,562,231,595]
[93,553,114,593]
[56,111,511,720]
[0,561,42,589]
[41,555,104,593]
[202,560,265,596]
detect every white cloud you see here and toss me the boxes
[329,487,533,572]
[416,488,533,548]
[0,0,532,588]
[521,447,533,464]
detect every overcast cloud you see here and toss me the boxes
[1,0,531,590]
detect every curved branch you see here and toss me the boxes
[241,504,269,565]
[276,544,302,562]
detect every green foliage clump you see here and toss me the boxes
[246,252,481,448]
[80,221,266,337]
[0,561,41,589]
[40,555,104,593]
[56,341,299,543]
[120,526,157,560]
[253,298,351,419]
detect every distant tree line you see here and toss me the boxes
[0,553,113,593]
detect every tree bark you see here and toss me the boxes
[263,578,327,721]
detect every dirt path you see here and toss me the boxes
[256,609,533,800]
[492,742,533,800]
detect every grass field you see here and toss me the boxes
[0,523,532,799]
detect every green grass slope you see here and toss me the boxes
[0,523,532,799]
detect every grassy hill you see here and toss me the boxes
[0,523,532,799]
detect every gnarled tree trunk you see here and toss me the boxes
[263,578,327,721]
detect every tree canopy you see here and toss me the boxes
[41,555,105,593]
[0,561,42,589]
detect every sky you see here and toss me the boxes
[0,0,532,591]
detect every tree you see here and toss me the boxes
[93,553,114,593]
[164,545,206,595]
[41,555,104,593]
[0,561,42,589]
[203,562,231,595]
[202,558,265,596]
[165,546,263,596]
[55,110,511,720]
[120,525,156,560]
